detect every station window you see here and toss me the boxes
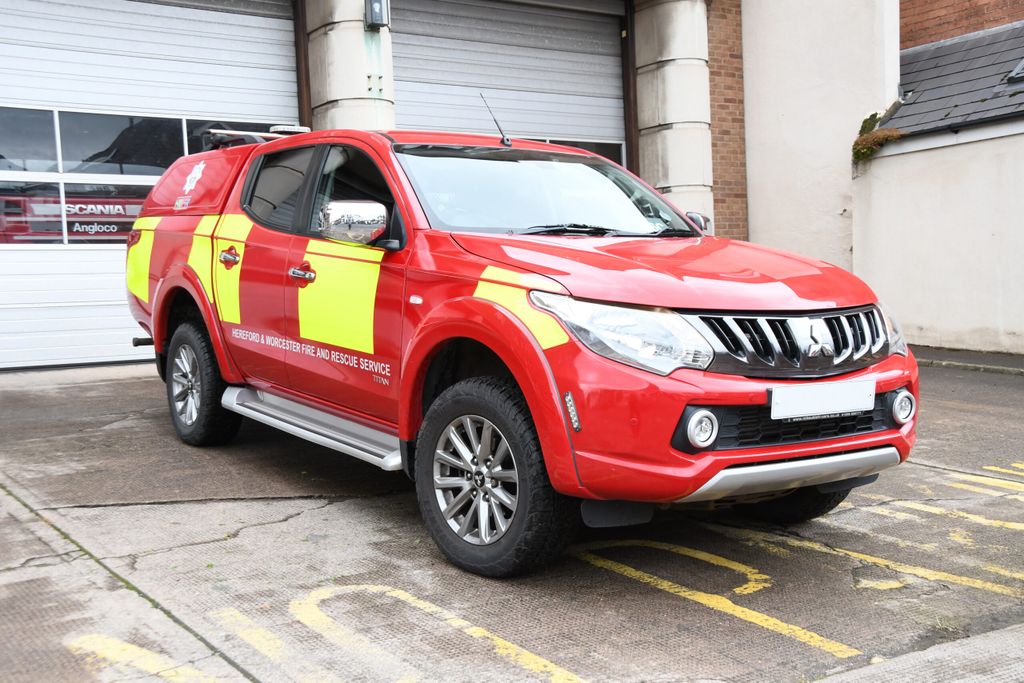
[59,112,183,175]
[0,182,63,244]
[0,107,58,173]
[63,184,150,243]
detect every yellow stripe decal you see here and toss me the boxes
[125,222,158,303]
[212,215,252,325]
[186,216,220,301]
[473,280,569,349]
[298,241,381,353]
[305,239,386,262]
[480,265,563,293]
[215,213,253,242]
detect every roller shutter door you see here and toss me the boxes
[391,0,626,144]
[0,0,297,369]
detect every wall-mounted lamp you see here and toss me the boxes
[365,0,390,29]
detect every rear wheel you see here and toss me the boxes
[415,377,576,577]
[735,486,850,524]
[166,322,241,446]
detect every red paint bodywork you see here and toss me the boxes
[129,129,918,503]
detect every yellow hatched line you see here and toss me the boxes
[707,524,1024,599]
[291,584,583,683]
[943,481,1024,502]
[209,608,336,683]
[889,501,1024,531]
[983,466,1024,478]
[575,551,861,659]
[66,634,220,682]
[952,473,1024,493]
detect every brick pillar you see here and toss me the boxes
[305,0,395,130]
[634,0,715,225]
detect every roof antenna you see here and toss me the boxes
[479,93,512,147]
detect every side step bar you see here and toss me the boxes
[221,387,402,471]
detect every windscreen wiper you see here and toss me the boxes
[625,226,698,238]
[519,223,616,236]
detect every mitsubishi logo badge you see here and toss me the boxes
[806,319,835,358]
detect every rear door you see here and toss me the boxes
[284,142,408,423]
[215,145,317,385]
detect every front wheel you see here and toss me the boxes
[415,377,576,577]
[734,486,851,524]
[165,321,241,446]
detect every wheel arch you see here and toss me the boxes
[400,297,584,496]
[151,266,244,384]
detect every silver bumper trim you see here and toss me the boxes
[676,446,901,503]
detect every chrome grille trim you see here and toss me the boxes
[684,305,889,378]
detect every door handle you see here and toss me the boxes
[218,246,240,268]
[288,263,316,285]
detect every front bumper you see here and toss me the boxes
[543,342,919,503]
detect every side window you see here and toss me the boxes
[310,145,395,232]
[247,146,315,230]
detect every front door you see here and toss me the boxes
[284,143,407,423]
[216,145,316,385]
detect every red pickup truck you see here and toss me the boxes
[126,129,918,576]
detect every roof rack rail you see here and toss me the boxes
[202,126,311,151]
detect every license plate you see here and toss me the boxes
[770,379,875,421]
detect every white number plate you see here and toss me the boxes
[770,379,875,421]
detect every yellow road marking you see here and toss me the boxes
[948,529,975,547]
[952,473,1024,493]
[575,551,861,658]
[889,501,1024,531]
[983,466,1024,478]
[943,482,1024,502]
[863,507,922,521]
[707,525,1024,599]
[984,565,1024,581]
[291,584,582,683]
[855,578,906,590]
[67,634,220,682]
[1012,463,1024,471]
[210,608,336,683]
[582,540,771,594]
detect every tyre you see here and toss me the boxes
[415,377,576,577]
[735,486,851,524]
[165,321,242,446]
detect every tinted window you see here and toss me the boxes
[63,184,149,243]
[60,112,183,175]
[0,107,58,172]
[311,145,394,230]
[248,147,316,229]
[186,119,277,154]
[0,182,63,244]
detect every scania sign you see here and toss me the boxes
[65,204,127,216]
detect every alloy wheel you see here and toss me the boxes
[432,415,519,545]
[170,344,201,426]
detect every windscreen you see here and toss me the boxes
[394,145,696,236]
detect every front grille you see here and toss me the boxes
[683,305,889,378]
[671,391,896,453]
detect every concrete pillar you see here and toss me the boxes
[305,0,395,130]
[635,0,714,223]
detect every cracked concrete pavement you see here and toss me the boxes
[0,362,1022,681]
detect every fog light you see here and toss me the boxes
[686,409,719,449]
[892,389,916,425]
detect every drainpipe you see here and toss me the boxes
[634,0,714,224]
[304,0,395,130]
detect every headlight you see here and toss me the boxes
[530,292,714,375]
[878,304,907,356]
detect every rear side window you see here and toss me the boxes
[247,146,315,230]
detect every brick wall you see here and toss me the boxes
[901,0,1024,49]
[706,0,748,240]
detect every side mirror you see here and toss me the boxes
[317,200,388,245]
[685,211,712,234]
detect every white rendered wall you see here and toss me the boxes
[742,0,899,267]
[852,131,1024,354]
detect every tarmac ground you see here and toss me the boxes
[1,359,1022,682]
